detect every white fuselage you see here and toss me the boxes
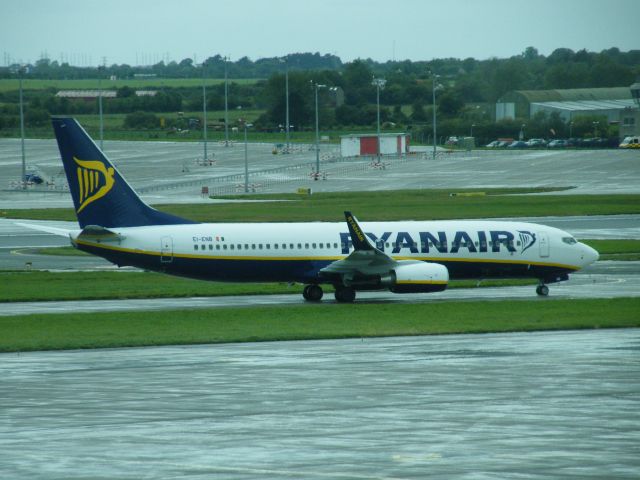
[71,219,598,286]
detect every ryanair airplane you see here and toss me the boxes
[25,118,599,303]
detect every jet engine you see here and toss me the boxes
[382,260,449,293]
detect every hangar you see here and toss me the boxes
[496,87,634,122]
[340,133,410,157]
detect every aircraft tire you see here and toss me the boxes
[334,286,356,303]
[536,285,549,296]
[303,284,323,302]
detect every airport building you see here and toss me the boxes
[496,87,634,122]
[496,84,640,139]
[340,133,410,157]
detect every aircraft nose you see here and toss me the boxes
[579,243,599,267]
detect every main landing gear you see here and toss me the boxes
[302,284,357,303]
[334,286,356,303]
[536,284,549,296]
[302,284,323,302]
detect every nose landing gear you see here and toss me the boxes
[536,284,549,296]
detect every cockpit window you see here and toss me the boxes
[562,237,577,245]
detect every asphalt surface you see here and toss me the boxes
[1,139,639,479]
[1,329,639,479]
[1,139,639,209]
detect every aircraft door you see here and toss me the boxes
[538,232,549,258]
[160,236,173,263]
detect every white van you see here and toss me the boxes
[620,136,640,148]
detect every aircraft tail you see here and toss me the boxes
[52,117,195,228]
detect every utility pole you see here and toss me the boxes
[202,63,208,161]
[372,78,386,163]
[19,69,26,190]
[432,74,439,160]
[224,56,229,146]
[314,83,326,179]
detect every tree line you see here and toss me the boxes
[0,47,638,144]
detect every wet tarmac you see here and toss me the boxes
[1,139,639,210]
[1,329,639,479]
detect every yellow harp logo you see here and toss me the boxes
[74,157,115,213]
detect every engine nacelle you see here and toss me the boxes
[387,261,449,293]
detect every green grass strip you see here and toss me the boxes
[0,270,535,303]
[3,190,639,222]
[1,298,638,352]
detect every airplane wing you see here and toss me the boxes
[320,211,398,278]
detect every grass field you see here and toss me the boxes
[1,298,637,352]
[0,78,260,92]
[0,270,538,303]
[3,189,639,223]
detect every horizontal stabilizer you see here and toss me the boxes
[15,222,75,237]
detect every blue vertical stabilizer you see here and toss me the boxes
[52,117,196,228]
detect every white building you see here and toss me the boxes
[340,133,410,157]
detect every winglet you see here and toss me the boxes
[344,211,374,251]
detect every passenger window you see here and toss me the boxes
[237,244,242,250]
[319,243,323,248]
[223,245,228,250]
[297,243,302,249]
[251,244,256,249]
[312,243,317,248]
[209,244,213,250]
[274,244,278,249]
[333,243,338,249]
[305,243,309,249]
[230,244,235,250]
[290,243,294,249]
[216,245,221,250]
[266,244,270,249]
[194,245,198,251]
[245,244,249,250]
[259,244,263,249]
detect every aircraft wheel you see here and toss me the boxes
[303,284,323,302]
[536,285,549,296]
[334,286,356,303]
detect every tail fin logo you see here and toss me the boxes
[73,157,115,213]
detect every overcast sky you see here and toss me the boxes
[2,0,638,66]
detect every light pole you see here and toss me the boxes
[244,123,253,193]
[432,74,440,160]
[520,123,526,141]
[281,57,290,151]
[224,56,229,146]
[470,123,475,138]
[314,83,326,179]
[202,63,208,161]
[592,121,599,137]
[372,77,386,163]
[18,67,26,190]
[98,66,104,150]
[569,121,574,138]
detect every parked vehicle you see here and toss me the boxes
[547,139,568,148]
[526,138,547,147]
[507,141,528,148]
[619,136,639,148]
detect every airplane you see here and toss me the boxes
[20,117,599,303]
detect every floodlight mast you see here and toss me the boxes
[244,123,253,193]
[314,83,326,178]
[224,56,229,146]
[432,73,440,160]
[18,67,26,190]
[372,78,386,163]
[202,63,208,161]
